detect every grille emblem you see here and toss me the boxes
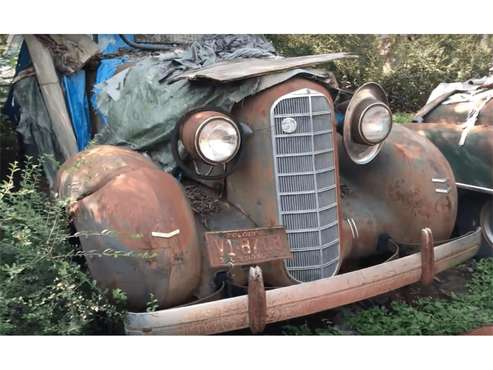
[281,117,298,134]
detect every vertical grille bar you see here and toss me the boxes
[271,88,340,282]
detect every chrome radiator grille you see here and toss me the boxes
[271,89,340,282]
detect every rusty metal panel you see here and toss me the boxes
[57,146,202,311]
[205,227,292,268]
[178,53,356,82]
[338,124,458,255]
[56,145,159,204]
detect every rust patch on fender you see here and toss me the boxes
[387,179,429,219]
[393,142,422,160]
[434,194,453,214]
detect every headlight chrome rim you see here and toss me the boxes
[342,82,392,165]
[194,115,241,165]
[344,136,383,165]
[357,102,393,145]
[174,109,245,181]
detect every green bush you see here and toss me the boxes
[0,159,127,334]
[268,35,493,112]
[345,258,493,335]
[268,34,385,89]
[381,35,492,112]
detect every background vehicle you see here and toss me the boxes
[3,35,481,334]
[406,77,493,257]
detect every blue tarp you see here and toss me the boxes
[62,71,91,150]
[64,35,135,147]
[3,35,138,152]
[4,39,93,151]
[62,35,135,140]
[90,57,128,125]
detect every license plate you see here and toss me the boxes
[205,226,292,268]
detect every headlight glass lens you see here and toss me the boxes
[360,104,392,144]
[197,118,240,163]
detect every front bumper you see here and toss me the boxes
[125,229,481,335]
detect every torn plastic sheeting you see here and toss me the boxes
[96,68,129,102]
[427,76,493,104]
[92,35,321,172]
[90,57,128,125]
[458,91,493,146]
[12,76,64,187]
[2,40,32,122]
[94,59,331,172]
[424,75,493,146]
[94,57,259,171]
[62,70,91,150]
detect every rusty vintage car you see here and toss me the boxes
[406,77,493,257]
[3,35,482,334]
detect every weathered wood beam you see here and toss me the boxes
[23,34,78,161]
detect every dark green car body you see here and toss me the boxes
[405,86,493,256]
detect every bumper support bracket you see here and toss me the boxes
[248,266,267,334]
[420,228,435,285]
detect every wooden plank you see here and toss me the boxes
[24,35,78,161]
[178,52,357,83]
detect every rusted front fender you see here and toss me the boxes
[56,145,202,312]
[338,124,458,259]
[125,229,481,335]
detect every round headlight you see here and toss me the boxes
[343,83,392,165]
[196,116,241,164]
[359,103,392,145]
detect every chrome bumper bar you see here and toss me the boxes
[125,229,481,335]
